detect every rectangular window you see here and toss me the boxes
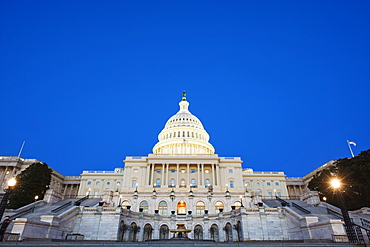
[267,182,271,186]
[277,192,281,197]
[229,169,233,173]
[132,180,137,188]
[268,192,273,197]
[275,182,279,186]
[229,181,234,188]
[87,181,91,185]
[171,169,175,173]
[191,169,195,173]
[133,169,138,173]
[157,169,161,173]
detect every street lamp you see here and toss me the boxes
[189,184,194,198]
[34,195,39,202]
[118,195,122,207]
[170,187,175,201]
[225,183,230,198]
[133,183,139,199]
[330,178,359,243]
[0,178,17,220]
[323,196,328,212]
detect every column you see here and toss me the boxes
[176,164,179,186]
[212,164,216,186]
[215,165,219,186]
[161,163,165,186]
[201,164,204,187]
[64,184,69,198]
[151,164,155,186]
[187,164,190,187]
[197,164,200,187]
[0,166,7,188]
[146,164,151,186]
[166,163,169,186]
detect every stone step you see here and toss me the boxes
[0,240,364,247]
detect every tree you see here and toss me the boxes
[7,162,52,209]
[308,149,370,210]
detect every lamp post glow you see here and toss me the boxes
[7,178,16,187]
[330,178,360,243]
[0,178,17,220]
[245,183,248,193]
[331,179,340,189]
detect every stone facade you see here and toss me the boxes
[2,93,361,243]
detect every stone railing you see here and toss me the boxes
[245,208,259,212]
[57,206,79,220]
[265,208,279,212]
[65,176,81,179]
[0,156,23,161]
[286,177,303,180]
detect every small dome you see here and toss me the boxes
[153,92,215,155]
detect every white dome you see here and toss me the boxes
[153,92,215,155]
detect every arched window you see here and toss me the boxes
[180,178,186,188]
[122,200,130,209]
[215,201,224,213]
[196,201,205,215]
[143,224,153,241]
[159,225,169,239]
[224,223,233,242]
[234,201,242,209]
[140,201,149,213]
[205,179,210,187]
[156,178,161,187]
[191,178,196,187]
[158,201,167,215]
[194,225,203,239]
[210,224,219,241]
[177,200,186,215]
[129,222,139,241]
[170,178,175,186]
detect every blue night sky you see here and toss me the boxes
[1,1,369,177]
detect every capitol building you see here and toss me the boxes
[0,93,368,243]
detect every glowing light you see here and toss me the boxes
[331,179,340,189]
[8,178,16,187]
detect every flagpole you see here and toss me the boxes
[17,141,26,158]
[346,140,354,158]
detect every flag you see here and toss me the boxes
[349,141,356,146]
